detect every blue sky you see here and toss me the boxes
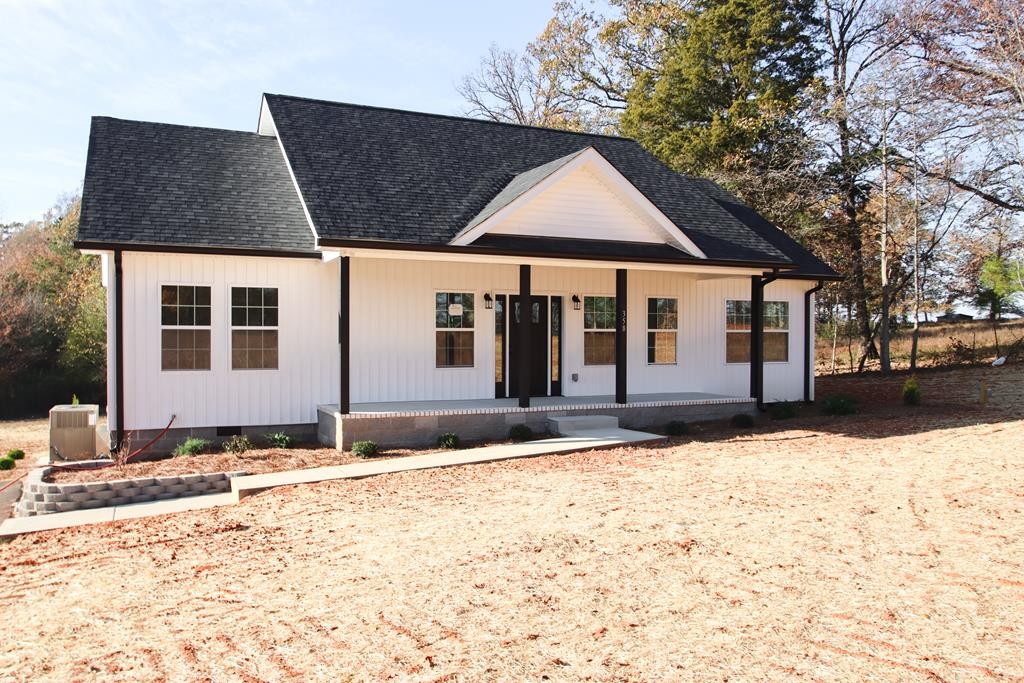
[0,0,557,224]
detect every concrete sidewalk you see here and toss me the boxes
[0,426,663,537]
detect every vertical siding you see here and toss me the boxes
[487,165,664,243]
[122,252,338,431]
[348,258,816,403]
[119,253,817,427]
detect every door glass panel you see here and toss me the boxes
[531,302,540,324]
[495,297,504,383]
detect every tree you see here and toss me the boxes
[0,197,106,416]
[456,43,590,130]
[905,0,1024,213]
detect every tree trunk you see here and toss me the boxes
[879,111,892,375]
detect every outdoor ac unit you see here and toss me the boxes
[49,404,99,462]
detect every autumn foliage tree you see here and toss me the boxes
[0,197,106,416]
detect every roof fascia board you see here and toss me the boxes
[260,96,321,245]
[318,240,787,275]
[73,240,322,260]
[450,147,707,259]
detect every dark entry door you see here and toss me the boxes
[509,295,548,397]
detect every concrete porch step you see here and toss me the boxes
[548,414,619,435]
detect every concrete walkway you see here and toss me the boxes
[0,427,663,537]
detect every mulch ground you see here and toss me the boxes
[0,364,1021,681]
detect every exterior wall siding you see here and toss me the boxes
[486,164,664,243]
[114,253,817,432]
[349,257,815,404]
[120,252,339,431]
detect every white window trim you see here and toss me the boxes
[434,290,476,370]
[724,298,791,365]
[583,294,617,367]
[159,282,213,372]
[646,296,679,366]
[229,285,280,372]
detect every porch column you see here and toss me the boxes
[338,256,350,415]
[749,275,763,402]
[517,264,531,408]
[615,268,627,404]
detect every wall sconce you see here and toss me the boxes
[483,293,494,310]
[571,294,581,311]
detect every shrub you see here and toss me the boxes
[222,434,254,454]
[730,413,755,428]
[665,420,689,436]
[0,458,15,470]
[173,437,211,457]
[769,401,799,420]
[902,376,921,406]
[437,432,460,449]
[508,424,533,442]
[264,432,293,449]
[71,394,80,406]
[822,393,859,415]
[352,440,379,458]
[6,449,25,461]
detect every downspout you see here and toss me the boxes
[803,280,825,403]
[113,249,125,450]
[752,271,778,411]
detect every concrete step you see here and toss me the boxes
[548,414,619,435]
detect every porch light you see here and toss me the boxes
[572,294,581,311]
[484,293,494,309]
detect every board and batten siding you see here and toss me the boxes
[349,257,814,404]
[118,252,339,431]
[486,164,665,244]
[112,253,816,430]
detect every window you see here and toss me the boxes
[436,292,474,367]
[231,287,279,370]
[647,298,677,364]
[584,296,616,365]
[161,285,211,371]
[726,300,789,363]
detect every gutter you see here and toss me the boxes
[803,280,826,403]
[73,240,322,260]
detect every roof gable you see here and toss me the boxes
[451,147,705,257]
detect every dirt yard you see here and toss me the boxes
[1,365,1022,681]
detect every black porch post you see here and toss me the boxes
[615,268,627,404]
[749,275,764,403]
[338,256,350,415]
[113,249,124,449]
[517,264,531,408]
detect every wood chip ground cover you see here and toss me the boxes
[1,365,1022,681]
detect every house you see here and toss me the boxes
[75,94,839,452]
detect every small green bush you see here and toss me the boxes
[902,376,921,406]
[437,432,460,449]
[769,401,799,420]
[665,420,689,436]
[6,449,25,461]
[264,432,293,449]
[71,394,80,406]
[222,434,254,454]
[822,393,859,415]
[508,424,533,442]
[0,458,15,470]
[352,440,379,458]
[730,413,755,428]
[173,437,211,457]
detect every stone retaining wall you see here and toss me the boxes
[15,464,246,517]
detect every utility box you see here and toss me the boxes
[49,404,99,462]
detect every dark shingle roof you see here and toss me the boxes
[687,178,838,278]
[264,94,793,264]
[78,117,314,253]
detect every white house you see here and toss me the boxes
[76,94,838,451]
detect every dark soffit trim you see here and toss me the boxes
[74,240,322,260]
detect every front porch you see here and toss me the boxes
[318,392,755,449]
